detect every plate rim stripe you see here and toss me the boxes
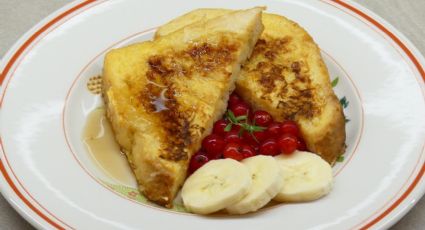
[0,0,99,229]
[0,0,423,229]
[329,0,425,228]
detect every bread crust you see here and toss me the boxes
[156,10,346,165]
[103,8,264,207]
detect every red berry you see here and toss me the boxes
[266,122,283,138]
[223,143,244,161]
[249,143,260,153]
[241,144,256,158]
[231,102,250,117]
[242,131,267,144]
[259,139,279,156]
[202,134,225,158]
[188,151,209,174]
[253,131,267,143]
[253,110,273,126]
[223,143,256,160]
[243,132,254,144]
[229,92,242,108]
[297,138,307,151]
[213,119,227,136]
[277,133,298,155]
[231,124,242,133]
[224,130,243,144]
[281,120,300,137]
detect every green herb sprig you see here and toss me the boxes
[345,117,350,123]
[224,110,266,142]
[336,155,345,162]
[339,96,349,109]
[331,77,339,87]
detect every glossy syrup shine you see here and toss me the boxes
[82,108,136,186]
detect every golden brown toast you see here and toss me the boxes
[103,8,264,207]
[155,9,346,165]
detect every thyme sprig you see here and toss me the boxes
[224,110,266,142]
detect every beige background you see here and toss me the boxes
[0,0,424,229]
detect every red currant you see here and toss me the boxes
[231,102,250,117]
[277,133,298,155]
[253,131,267,143]
[223,143,244,161]
[223,143,256,160]
[259,139,279,156]
[188,151,209,174]
[281,120,300,137]
[243,131,267,144]
[231,124,242,132]
[213,119,227,136]
[202,134,225,158]
[242,138,259,152]
[241,144,256,158]
[297,138,307,151]
[253,110,273,126]
[229,92,242,108]
[266,122,283,139]
[224,130,243,144]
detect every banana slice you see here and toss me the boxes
[226,155,283,214]
[274,151,333,202]
[181,159,251,214]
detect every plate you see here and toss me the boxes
[1,0,424,229]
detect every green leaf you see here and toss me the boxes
[239,123,251,130]
[331,77,339,87]
[337,155,345,162]
[172,203,188,212]
[226,110,237,124]
[224,109,266,140]
[250,125,266,132]
[224,123,232,132]
[339,96,349,109]
[236,115,247,121]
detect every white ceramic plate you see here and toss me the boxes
[1,0,424,229]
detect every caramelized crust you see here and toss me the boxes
[103,8,264,207]
[245,37,321,120]
[138,40,239,162]
[237,15,346,165]
[155,9,346,165]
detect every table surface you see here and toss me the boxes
[1,0,425,229]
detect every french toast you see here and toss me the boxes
[102,8,264,207]
[155,9,346,165]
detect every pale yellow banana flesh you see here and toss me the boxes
[274,151,333,202]
[182,151,333,214]
[181,159,251,214]
[226,155,283,214]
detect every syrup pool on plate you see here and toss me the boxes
[82,108,136,186]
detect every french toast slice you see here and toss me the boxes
[155,9,346,165]
[103,8,264,207]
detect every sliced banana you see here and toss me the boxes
[274,151,333,202]
[226,155,283,214]
[181,159,251,214]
